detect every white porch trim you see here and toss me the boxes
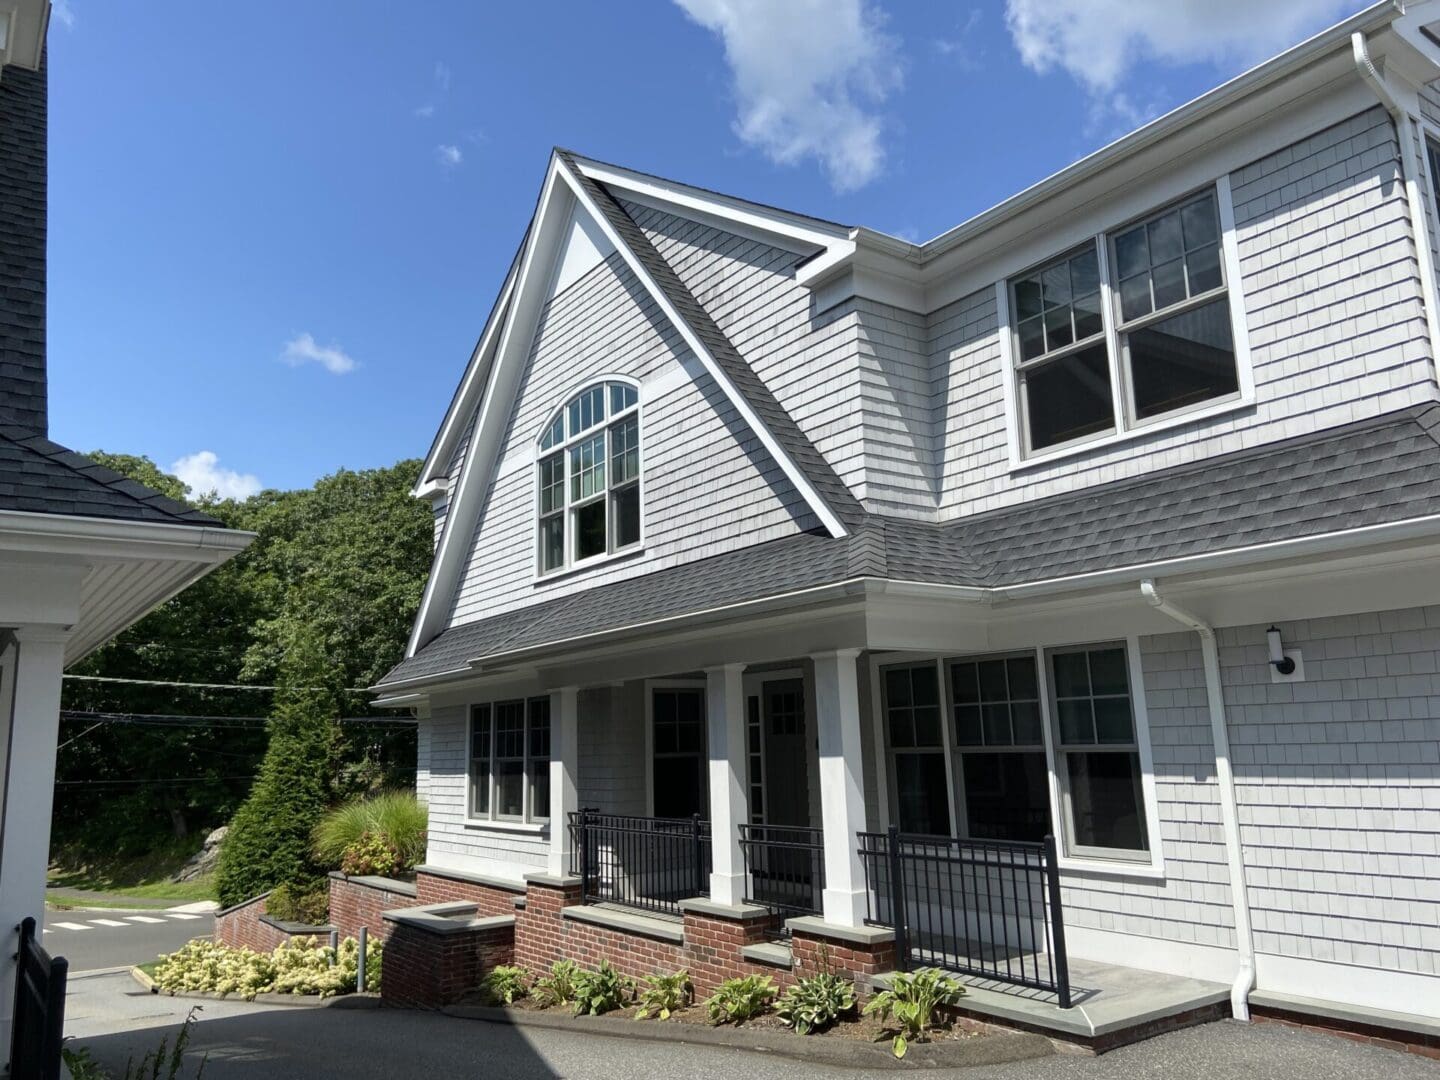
[705,664,747,906]
[812,649,868,928]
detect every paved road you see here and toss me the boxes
[45,905,213,972]
[68,973,1440,1080]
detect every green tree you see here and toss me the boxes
[214,630,335,908]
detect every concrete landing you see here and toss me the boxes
[881,956,1231,1051]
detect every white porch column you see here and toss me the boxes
[0,627,68,1048]
[705,663,747,905]
[812,648,868,927]
[547,686,580,877]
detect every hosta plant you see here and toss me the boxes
[572,960,633,1016]
[532,959,583,1008]
[776,971,855,1035]
[634,969,691,1020]
[478,964,530,1006]
[862,967,966,1059]
[704,974,776,1026]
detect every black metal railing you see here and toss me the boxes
[10,917,67,1080]
[858,827,1071,1008]
[570,809,711,918]
[739,824,824,924]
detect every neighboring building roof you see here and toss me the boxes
[380,404,1440,687]
[0,425,221,525]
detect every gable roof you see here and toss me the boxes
[380,403,1440,687]
[405,149,866,657]
[0,425,221,526]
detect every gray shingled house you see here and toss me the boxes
[376,1,1440,1044]
[0,0,251,1060]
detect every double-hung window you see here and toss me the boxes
[882,664,950,836]
[537,380,641,574]
[1008,187,1242,458]
[1047,645,1148,858]
[651,686,706,819]
[949,654,1050,843]
[469,698,551,823]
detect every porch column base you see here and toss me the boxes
[707,871,747,908]
[821,886,869,929]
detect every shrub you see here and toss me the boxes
[265,879,330,925]
[776,971,855,1035]
[634,969,690,1020]
[338,832,399,877]
[478,965,530,1006]
[862,967,966,1059]
[312,791,427,873]
[532,960,582,1008]
[704,975,776,1026]
[572,960,633,1016]
[215,646,335,909]
[150,936,381,1000]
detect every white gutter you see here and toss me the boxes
[1353,29,1440,382]
[1140,580,1256,1022]
[0,508,254,557]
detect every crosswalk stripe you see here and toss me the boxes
[89,919,128,927]
[165,913,201,920]
[124,915,166,924]
[50,922,91,931]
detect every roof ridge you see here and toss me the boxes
[564,161,865,529]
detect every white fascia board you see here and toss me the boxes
[0,509,253,563]
[406,158,576,657]
[571,156,852,253]
[0,0,49,73]
[556,157,849,539]
[416,269,518,492]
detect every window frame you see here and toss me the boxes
[534,377,643,579]
[998,176,1254,470]
[467,697,553,828]
[644,679,709,821]
[878,660,957,838]
[873,638,1165,879]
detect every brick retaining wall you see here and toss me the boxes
[415,866,524,917]
[380,906,515,1009]
[213,892,332,952]
[327,874,417,942]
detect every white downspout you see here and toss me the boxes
[1140,580,1256,1022]
[1353,30,1440,385]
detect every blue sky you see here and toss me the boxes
[45,0,1364,496]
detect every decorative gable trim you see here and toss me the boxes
[406,152,858,656]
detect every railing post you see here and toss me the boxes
[12,916,34,1068]
[887,825,908,972]
[577,810,591,900]
[1043,835,1071,1009]
[691,813,705,898]
[356,926,368,994]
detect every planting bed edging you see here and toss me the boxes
[441,1004,1054,1070]
[129,966,382,1009]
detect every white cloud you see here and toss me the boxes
[414,103,436,119]
[673,0,902,193]
[436,144,463,167]
[281,332,357,375]
[1005,1,1354,99]
[434,61,452,92]
[52,0,76,29]
[170,451,262,501]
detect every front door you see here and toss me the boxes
[761,678,809,827]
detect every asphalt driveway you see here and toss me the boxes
[69,973,1440,1080]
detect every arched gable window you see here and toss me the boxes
[537,380,641,574]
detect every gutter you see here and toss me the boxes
[1353,29,1440,383]
[1140,581,1256,1022]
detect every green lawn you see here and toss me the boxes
[47,846,217,904]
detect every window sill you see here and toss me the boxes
[534,544,645,585]
[1055,854,1166,881]
[1009,394,1254,474]
[462,819,550,834]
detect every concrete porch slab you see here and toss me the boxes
[879,956,1230,1048]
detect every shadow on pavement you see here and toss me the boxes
[75,1003,561,1080]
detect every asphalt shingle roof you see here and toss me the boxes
[381,404,1440,686]
[0,57,48,434]
[0,426,221,525]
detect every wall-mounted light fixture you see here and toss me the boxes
[1266,626,1296,675]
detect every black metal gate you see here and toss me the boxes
[10,916,67,1080]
